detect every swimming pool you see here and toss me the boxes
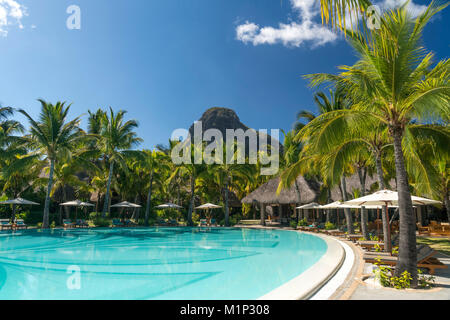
[0,227,328,300]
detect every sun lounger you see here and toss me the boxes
[210,218,217,227]
[199,219,208,227]
[363,245,448,275]
[124,219,138,227]
[156,219,167,226]
[358,240,385,250]
[112,219,124,227]
[75,219,89,228]
[14,219,28,230]
[167,219,178,226]
[347,234,365,242]
[325,229,345,236]
[63,219,75,229]
[0,219,13,231]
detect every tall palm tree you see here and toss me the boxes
[205,144,252,227]
[17,100,84,228]
[96,108,142,217]
[139,149,169,226]
[304,3,450,286]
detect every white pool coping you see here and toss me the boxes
[258,231,347,300]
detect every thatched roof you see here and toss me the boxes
[241,176,320,205]
[241,173,397,205]
[329,174,397,202]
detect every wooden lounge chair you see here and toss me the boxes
[14,219,28,230]
[358,240,385,251]
[347,234,365,242]
[167,219,178,226]
[63,219,75,229]
[124,219,138,227]
[75,219,89,228]
[199,219,208,227]
[325,229,345,237]
[363,245,447,275]
[210,218,217,227]
[156,218,167,226]
[0,219,13,231]
[112,219,124,227]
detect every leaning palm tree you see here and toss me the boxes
[96,108,142,217]
[16,100,84,228]
[304,3,450,286]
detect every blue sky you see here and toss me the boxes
[0,0,448,149]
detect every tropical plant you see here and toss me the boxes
[303,3,450,286]
[16,100,84,228]
[94,108,142,216]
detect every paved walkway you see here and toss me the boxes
[349,253,450,300]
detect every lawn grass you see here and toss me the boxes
[417,236,450,256]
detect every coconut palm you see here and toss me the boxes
[95,108,142,216]
[138,149,169,226]
[16,100,84,228]
[204,144,253,226]
[304,3,450,286]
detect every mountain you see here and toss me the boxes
[188,107,282,154]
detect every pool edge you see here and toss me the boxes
[257,231,345,300]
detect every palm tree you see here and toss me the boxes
[205,144,252,226]
[95,108,142,217]
[294,89,348,132]
[17,100,84,228]
[139,149,169,226]
[304,3,450,286]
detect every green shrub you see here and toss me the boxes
[290,220,298,229]
[373,258,434,289]
[325,221,336,230]
[298,219,308,226]
[93,217,111,228]
[390,271,413,289]
[418,269,435,289]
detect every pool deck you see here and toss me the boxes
[237,224,450,300]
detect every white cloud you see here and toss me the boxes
[236,0,337,48]
[236,0,429,49]
[379,0,427,17]
[0,0,26,36]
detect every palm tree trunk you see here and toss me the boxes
[63,186,70,219]
[374,151,390,251]
[444,185,450,223]
[392,128,417,287]
[144,171,154,226]
[43,159,55,229]
[224,178,230,227]
[294,179,302,224]
[187,174,195,226]
[358,167,369,240]
[260,203,266,226]
[102,161,114,217]
[341,177,354,234]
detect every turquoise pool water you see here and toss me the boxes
[0,227,327,300]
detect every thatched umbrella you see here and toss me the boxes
[0,198,40,222]
[195,203,222,224]
[111,202,142,221]
[60,200,95,221]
